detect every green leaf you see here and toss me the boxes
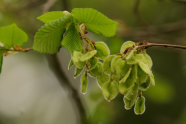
[139,62,151,75]
[89,57,98,71]
[137,66,148,83]
[119,66,137,94]
[144,53,153,69]
[62,23,83,53]
[72,8,118,37]
[95,42,110,59]
[37,11,65,23]
[124,84,138,110]
[132,64,138,81]
[33,14,73,54]
[126,48,136,60]
[74,67,84,78]
[102,81,118,101]
[116,59,131,78]
[149,72,155,86]
[115,58,127,77]
[103,55,114,74]
[134,96,146,115]
[111,56,120,73]
[119,68,132,84]
[120,41,135,54]
[138,60,155,86]
[81,71,88,94]
[72,51,85,69]
[97,73,109,88]
[0,24,28,48]
[80,50,97,61]
[89,62,103,77]
[127,54,144,65]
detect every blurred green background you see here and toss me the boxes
[0,0,186,124]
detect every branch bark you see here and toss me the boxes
[42,0,57,13]
[47,55,88,124]
[43,0,88,124]
[119,19,186,39]
[137,42,186,50]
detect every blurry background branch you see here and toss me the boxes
[133,0,148,26]
[45,0,88,124]
[47,55,88,124]
[0,0,46,13]
[176,0,186,2]
[118,19,186,42]
[42,0,57,13]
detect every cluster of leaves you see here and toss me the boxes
[0,8,155,115]
[33,8,117,54]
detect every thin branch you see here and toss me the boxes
[176,0,186,2]
[138,42,186,50]
[42,0,88,124]
[57,0,88,123]
[42,0,57,13]
[119,19,186,39]
[47,55,88,124]
[0,0,46,13]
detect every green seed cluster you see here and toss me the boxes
[68,41,155,115]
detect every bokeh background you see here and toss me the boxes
[0,0,186,124]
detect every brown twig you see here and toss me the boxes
[0,0,46,13]
[47,55,88,124]
[137,42,186,50]
[176,0,186,2]
[42,0,57,13]
[45,1,89,124]
[119,19,186,39]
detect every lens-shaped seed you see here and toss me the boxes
[97,73,109,88]
[89,62,103,77]
[81,71,88,94]
[80,50,97,61]
[134,96,146,115]
[120,41,135,54]
[95,42,110,59]
[72,51,85,69]
[124,84,138,110]
[103,55,114,74]
[102,80,119,102]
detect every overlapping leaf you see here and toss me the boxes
[33,14,73,54]
[72,8,118,37]
[37,11,65,23]
[62,24,83,53]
